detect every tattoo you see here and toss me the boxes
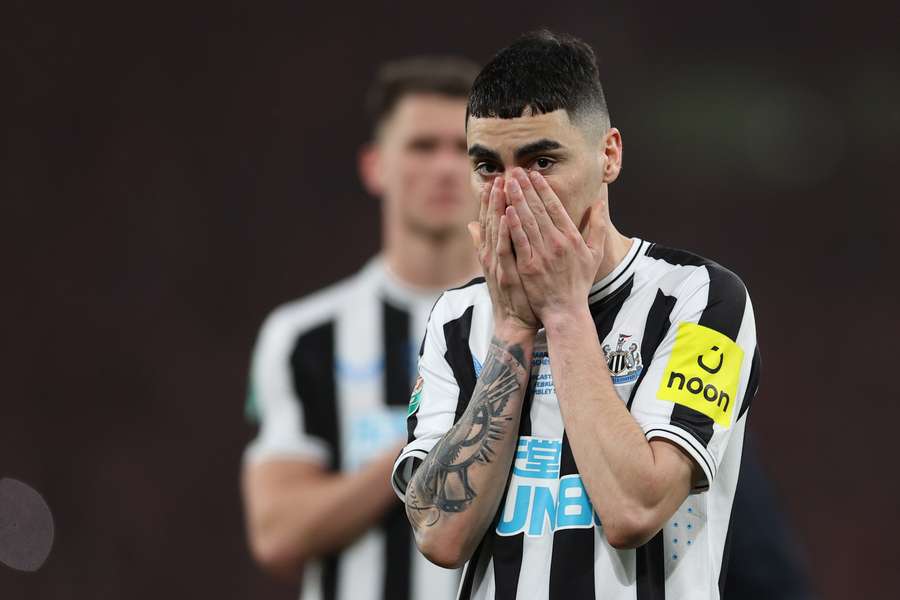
[406,338,528,529]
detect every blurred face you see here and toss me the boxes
[362,94,474,239]
[466,109,620,232]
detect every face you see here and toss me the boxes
[360,94,474,239]
[466,109,621,232]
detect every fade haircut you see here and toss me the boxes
[365,56,480,137]
[467,30,610,134]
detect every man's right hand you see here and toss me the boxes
[468,177,539,336]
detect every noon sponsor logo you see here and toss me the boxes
[657,323,744,428]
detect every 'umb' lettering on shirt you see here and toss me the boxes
[496,436,601,537]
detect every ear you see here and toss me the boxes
[358,142,384,197]
[601,127,623,184]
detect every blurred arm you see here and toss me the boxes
[242,446,400,582]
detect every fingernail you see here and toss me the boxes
[507,178,520,192]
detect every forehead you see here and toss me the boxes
[466,110,581,155]
[383,93,467,138]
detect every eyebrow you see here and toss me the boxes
[514,139,563,161]
[468,144,501,162]
[467,139,565,164]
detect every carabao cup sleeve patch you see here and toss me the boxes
[656,323,744,428]
[408,375,424,417]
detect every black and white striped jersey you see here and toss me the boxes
[392,239,760,600]
[244,257,461,600]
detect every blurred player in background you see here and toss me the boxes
[724,437,814,598]
[241,57,480,600]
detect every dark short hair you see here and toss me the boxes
[467,30,610,129]
[365,56,480,133]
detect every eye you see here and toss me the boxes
[475,162,501,176]
[408,137,438,153]
[531,157,556,171]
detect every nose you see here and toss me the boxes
[433,146,469,181]
[504,167,527,183]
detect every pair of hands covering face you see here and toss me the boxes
[468,167,608,333]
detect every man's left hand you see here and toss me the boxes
[503,167,607,326]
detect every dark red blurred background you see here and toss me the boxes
[2,1,897,598]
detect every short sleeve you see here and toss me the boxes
[391,295,461,501]
[629,265,760,493]
[243,308,333,467]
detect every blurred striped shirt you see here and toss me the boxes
[245,257,461,600]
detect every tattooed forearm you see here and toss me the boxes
[406,338,530,530]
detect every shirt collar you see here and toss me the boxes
[588,238,645,305]
[362,256,444,309]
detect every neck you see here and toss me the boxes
[594,226,633,284]
[590,184,633,283]
[383,222,481,290]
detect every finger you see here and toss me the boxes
[513,168,555,231]
[528,171,578,235]
[505,174,544,249]
[492,177,507,218]
[478,178,494,247]
[493,178,510,252]
[505,205,532,263]
[497,214,514,264]
[479,179,490,222]
[497,215,521,290]
[487,177,503,257]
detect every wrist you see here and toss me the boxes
[493,319,538,344]
[542,304,593,336]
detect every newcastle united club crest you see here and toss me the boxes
[603,334,643,385]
